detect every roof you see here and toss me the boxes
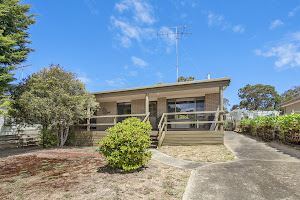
[93,77,231,98]
[278,96,300,108]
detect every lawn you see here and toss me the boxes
[158,145,235,162]
[0,147,190,200]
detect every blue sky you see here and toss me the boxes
[20,0,300,108]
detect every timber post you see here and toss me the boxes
[145,93,149,121]
[87,107,91,132]
[219,86,224,132]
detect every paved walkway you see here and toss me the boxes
[183,131,300,200]
[150,149,207,169]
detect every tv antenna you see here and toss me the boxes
[157,25,192,82]
[17,65,31,79]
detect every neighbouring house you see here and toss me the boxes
[73,77,231,147]
[279,97,300,114]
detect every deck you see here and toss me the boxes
[71,130,224,147]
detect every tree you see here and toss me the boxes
[231,104,239,111]
[281,86,300,102]
[238,84,280,110]
[177,76,195,82]
[223,98,230,112]
[9,64,99,146]
[0,0,36,100]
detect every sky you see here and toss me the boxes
[20,0,300,108]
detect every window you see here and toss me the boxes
[167,97,205,128]
[117,102,131,122]
[167,97,205,114]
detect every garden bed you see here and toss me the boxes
[0,147,190,200]
[158,145,235,162]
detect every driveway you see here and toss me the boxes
[183,131,300,200]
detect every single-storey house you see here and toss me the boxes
[74,77,231,147]
[279,97,300,114]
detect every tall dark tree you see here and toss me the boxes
[0,0,36,100]
[281,86,300,102]
[238,84,280,110]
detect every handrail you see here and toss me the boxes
[162,110,224,116]
[166,121,224,125]
[142,112,150,123]
[157,110,224,147]
[93,113,147,118]
[158,113,166,128]
[210,106,219,131]
[79,113,150,128]
[159,110,224,127]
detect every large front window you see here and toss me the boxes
[167,97,205,129]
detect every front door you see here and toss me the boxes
[149,101,157,130]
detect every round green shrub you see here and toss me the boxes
[99,117,152,171]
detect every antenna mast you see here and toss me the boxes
[158,25,192,82]
[17,65,31,79]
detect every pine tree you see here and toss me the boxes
[0,0,36,99]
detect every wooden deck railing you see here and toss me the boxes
[157,110,224,147]
[77,112,150,131]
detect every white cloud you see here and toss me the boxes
[115,0,155,24]
[255,32,300,69]
[156,72,163,79]
[292,31,300,41]
[131,56,148,67]
[115,1,129,12]
[128,70,138,76]
[269,19,284,30]
[111,0,156,47]
[288,5,300,17]
[179,0,198,8]
[208,12,225,27]
[84,0,98,15]
[232,25,245,33]
[206,11,245,33]
[106,78,126,87]
[77,71,91,84]
[158,27,176,47]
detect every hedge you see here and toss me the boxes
[240,113,300,144]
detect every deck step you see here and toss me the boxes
[150,130,158,148]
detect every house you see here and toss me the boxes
[74,77,231,147]
[279,97,300,114]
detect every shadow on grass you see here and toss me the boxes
[0,146,42,158]
[97,164,148,174]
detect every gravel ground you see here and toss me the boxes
[0,147,190,200]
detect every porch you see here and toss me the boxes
[73,77,230,147]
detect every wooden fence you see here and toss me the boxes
[0,114,41,150]
[0,130,41,150]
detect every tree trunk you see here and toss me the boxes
[60,128,64,146]
[59,126,70,147]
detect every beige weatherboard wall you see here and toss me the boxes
[279,97,300,114]
[74,77,231,146]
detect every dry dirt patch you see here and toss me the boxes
[0,147,190,200]
[159,145,235,162]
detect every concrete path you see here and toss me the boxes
[183,131,300,200]
[150,149,207,169]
